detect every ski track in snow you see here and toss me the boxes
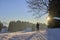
[0,31,47,40]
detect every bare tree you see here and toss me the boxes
[26,0,49,18]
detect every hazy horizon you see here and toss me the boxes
[0,0,48,26]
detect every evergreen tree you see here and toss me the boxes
[0,22,3,31]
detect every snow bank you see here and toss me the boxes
[47,28,60,40]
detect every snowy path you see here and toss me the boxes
[27,32,47,40]
[0,31,47,40]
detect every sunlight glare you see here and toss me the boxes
[47,17,50,21]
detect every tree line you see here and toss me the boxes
[0,20,47,32]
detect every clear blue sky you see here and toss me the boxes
[0,0,48,26]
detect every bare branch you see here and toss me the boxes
[26,0,49,18]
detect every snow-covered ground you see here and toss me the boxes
[0,30,47,40]
[0,28,60,40]
[47,28,60,40]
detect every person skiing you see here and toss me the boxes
[36,22,39,31]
